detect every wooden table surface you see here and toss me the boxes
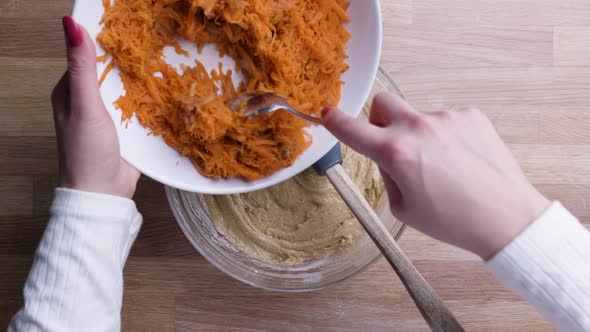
[2,0,589,330]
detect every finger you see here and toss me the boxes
[122,159,141,183]
[428,105,466,115]
[51,72,70,124]
[51,72,71,168]
[369,92,418,127]
[321,108,386,160]
[62,16,103,117]
[379,167,403,213]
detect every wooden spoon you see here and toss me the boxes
[314,144,464,332]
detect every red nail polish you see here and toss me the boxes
[62,16,83,47]
[321,107,332,117]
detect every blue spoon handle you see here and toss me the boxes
[313,143,343,176]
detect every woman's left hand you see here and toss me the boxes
[52,16,140,199]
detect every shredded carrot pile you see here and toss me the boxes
[98,0,350,180]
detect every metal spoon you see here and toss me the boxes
[230,93,322,125]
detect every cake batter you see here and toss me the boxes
[204,115,384,265]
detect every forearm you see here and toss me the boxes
[9,188,142,332]
[486,202,590,331]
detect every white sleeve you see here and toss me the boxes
[486,201,590,331]
[8,188,143,332]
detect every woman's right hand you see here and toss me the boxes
[322,93,550,260]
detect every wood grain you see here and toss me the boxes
[554,27,590,66]
[1,0,588,330]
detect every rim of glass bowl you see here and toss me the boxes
[166,66,407,292]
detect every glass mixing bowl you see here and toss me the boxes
[166,66,406,292]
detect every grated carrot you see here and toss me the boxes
[97,0,350,181]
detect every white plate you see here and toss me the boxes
[72,0,382,194]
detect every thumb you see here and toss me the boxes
[321,108,386,161]
[62,16,102,116]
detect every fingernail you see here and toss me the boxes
[62,16,83,47]
[321,107,333,117]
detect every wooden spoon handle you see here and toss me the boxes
[325,164,464,332]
